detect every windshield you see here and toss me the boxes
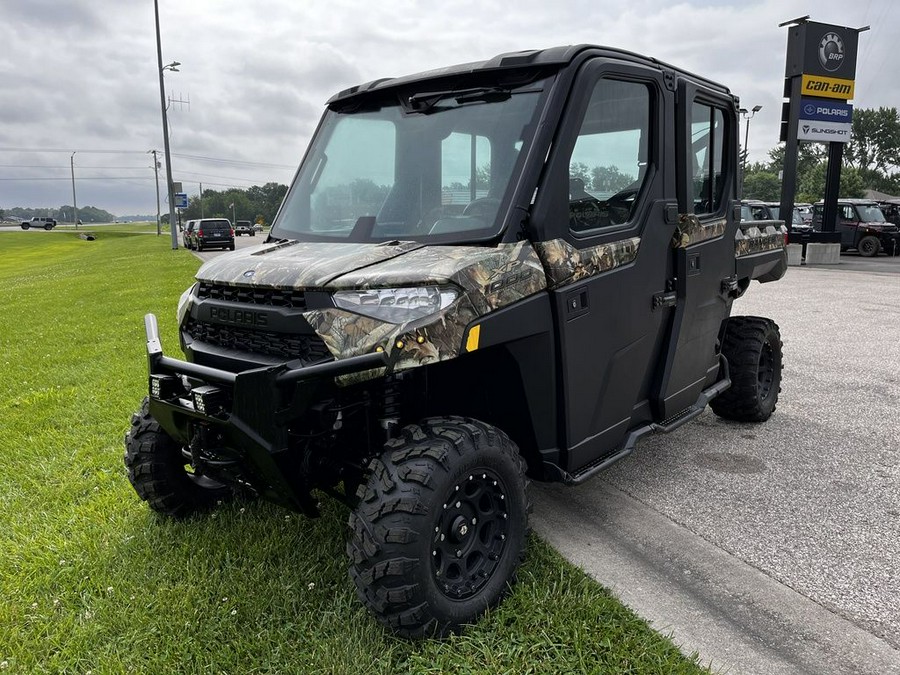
[272,79,549,243]
[857,205,885,222]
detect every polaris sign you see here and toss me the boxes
[800,97,853,123]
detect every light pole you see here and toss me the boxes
[149,150,162,235]
[154,0,179,249]
[70,151,78,229]
[739,105,762,174]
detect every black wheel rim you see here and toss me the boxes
[758,340,776,401]
[431,470,509,600]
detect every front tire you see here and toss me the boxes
[711,316,782,422]
[858,235,880,257]
[348,417,530,638]
[124,397,229,518]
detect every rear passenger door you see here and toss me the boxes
[653,84,739,418]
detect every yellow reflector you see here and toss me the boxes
[465,324,481,352]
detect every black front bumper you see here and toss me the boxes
[142,313,387,514]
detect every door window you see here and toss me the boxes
[567,79,652,232]
[690,103,726,216]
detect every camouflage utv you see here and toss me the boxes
[125,44,787,637]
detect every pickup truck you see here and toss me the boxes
[21,217,57,230]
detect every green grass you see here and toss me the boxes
[0,229,707,673]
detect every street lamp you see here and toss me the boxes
[739,105,762,174]
[70,151,78,230]
[154,0,179,249]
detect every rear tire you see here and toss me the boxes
[44,224,53,230]
[348,417,530,638]
[21,224,29,230]
[711,316,782,422]
[858,235,880,257]
[124,397,229,518]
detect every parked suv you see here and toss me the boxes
[186,218,235,251]
[813,199,900,256]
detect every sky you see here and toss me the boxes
[1,0,897,216]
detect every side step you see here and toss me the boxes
[565,356,731,485]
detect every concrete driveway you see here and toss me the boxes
[189,239,898,672]
[533,258,900,674]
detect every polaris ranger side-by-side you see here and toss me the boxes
[125,45,787,637]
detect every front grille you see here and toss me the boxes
[197,282,307,309]
[185,318,331,363]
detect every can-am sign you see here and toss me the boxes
[797,120,852,143]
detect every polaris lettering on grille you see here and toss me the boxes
[208,306,269,327]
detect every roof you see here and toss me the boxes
[327,44,731,105]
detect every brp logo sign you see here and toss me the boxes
[818,32,845,72]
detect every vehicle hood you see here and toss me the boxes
[195,240,427,289]
[195,238,548,315]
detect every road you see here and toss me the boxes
[533,259,900,674]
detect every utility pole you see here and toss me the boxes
[70,152,79,230]
[154,0,179,249]
[200,182,204,218]
[150,150,161,235]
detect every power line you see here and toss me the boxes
[0,164,152,169]
[0,147,148,154]
[0,176,156,181]
[171,152,295,169]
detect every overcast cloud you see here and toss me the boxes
[1,0,897,216]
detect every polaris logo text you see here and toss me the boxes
[209,307,269,327]
[803,104,850,118]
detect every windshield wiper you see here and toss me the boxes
[405,86,510,113]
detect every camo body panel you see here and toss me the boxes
[672,214,727,248]
[297,241,546,382]
[532,236,640,290]
[195,240,425,289]
[735,223,788,257]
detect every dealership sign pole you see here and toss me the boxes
[778,16,868,238]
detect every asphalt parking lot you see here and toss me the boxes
[534,257,900,674]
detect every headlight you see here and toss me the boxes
[176,283,197,326]
[332,286,458,324]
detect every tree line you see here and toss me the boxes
[176,182,288,225]
[2,205,116,223]
[744,107,900,202]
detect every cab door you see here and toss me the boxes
[529,59,678,474]
[653,85,740,418]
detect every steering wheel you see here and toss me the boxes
[606,187,638,225]
[463,197,501,219]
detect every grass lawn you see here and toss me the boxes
[0,228,707,673]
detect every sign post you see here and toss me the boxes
[778,16,868,239]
